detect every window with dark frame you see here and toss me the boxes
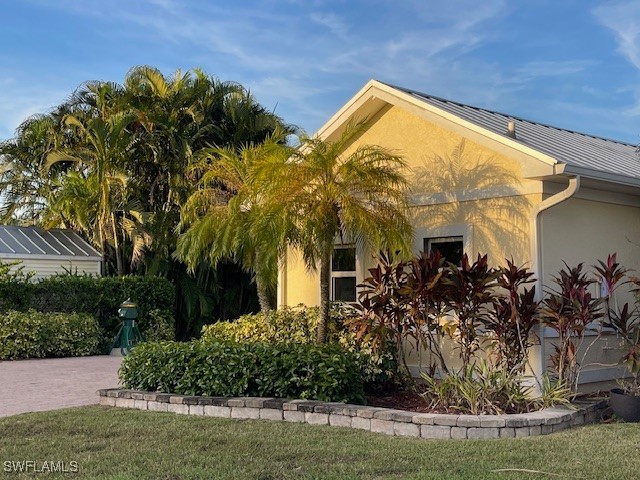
[331,246,356,302]
[425,236,464,266]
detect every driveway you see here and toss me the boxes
[0,355,122,417]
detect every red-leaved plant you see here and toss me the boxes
[485,259,539,373]
[441,254,499,372]
[597,254,640,394]
[539,262,603,392]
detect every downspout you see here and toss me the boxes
[530,173,581,384]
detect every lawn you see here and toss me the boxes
[0,406,638,479]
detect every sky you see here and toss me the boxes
[2,0,640,144]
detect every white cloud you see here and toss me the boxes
[593,0,640,70]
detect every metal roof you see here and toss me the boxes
[0,226,101,259]
[387,83,640,180]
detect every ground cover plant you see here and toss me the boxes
[0,407,639,480]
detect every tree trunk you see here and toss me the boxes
[254,248,273,315]
[256,277,272,315]
[111,213,124,276]
[317,251,331,343]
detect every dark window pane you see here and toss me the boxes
[425,237,463,266]
[332,247,356,271]
[333,277,356,302]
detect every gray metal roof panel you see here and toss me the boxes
[387,84,640,180]
[0,226,101,259]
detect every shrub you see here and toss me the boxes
[201,306,317,344]
[119,340,365,404]
[0,310,101,360]
[201,304,398,388]
[0,260,33,312]
[27,274,175,344]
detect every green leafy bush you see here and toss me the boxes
[201,306,317,344]
[0,260,34,312]
[119,340,365,403]
[0,310,101,360]
[201,304,398,388]
[20,274,175,344]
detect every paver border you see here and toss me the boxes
[98,389,607,440]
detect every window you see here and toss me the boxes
[425,236,464,266]
[331,246,356,302]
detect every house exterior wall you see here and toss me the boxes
[538,195,640,388]
[279,104,541,306]
[3,258,101,281]
[540,196,640,287]
[277,101,640,390]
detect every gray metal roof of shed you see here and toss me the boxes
[0,226,101,259]
[387,83,640,180]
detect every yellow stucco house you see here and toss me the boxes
[277,80,640,389]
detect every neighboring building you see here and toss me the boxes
[0,225,101,280]
[277,79,640,389]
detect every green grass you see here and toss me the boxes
[0,407,638,479]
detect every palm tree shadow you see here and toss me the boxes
[410,140,531,263]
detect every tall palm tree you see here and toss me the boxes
[45,112,137,275]
[175,133,291,314]
[253,120,414,342]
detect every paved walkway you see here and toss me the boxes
[0,355,122,417]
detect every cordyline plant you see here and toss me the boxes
[597,253,640,394]
[402,250,450,376]
[352,251,411,374]
[485,259,539,373]
[441,254,499,372]
[539,262,603,393]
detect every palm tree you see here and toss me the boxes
[0,113,67,223]
[175,133,291,314]
[253,120,414,342]
[45,112,137,275]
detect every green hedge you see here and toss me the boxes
[119,340,365,404]
[201,305,398,389]
[0,274,175,345]
[0,310,101,360]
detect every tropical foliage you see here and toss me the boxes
[201,304,399,388]
[0,66,292,337]
[252,120,414,342]
[354,250,640,404]
[175,132,291,313]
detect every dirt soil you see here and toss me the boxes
[366,390,433,413]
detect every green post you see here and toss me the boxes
[112,299,144,355]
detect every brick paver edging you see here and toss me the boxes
[98,389,606,440]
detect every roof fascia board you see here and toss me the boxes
[316,80,387,141]
[561,164,640,189]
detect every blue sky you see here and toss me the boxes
[2,0,640,143]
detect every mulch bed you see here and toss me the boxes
[366,390,433,413]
